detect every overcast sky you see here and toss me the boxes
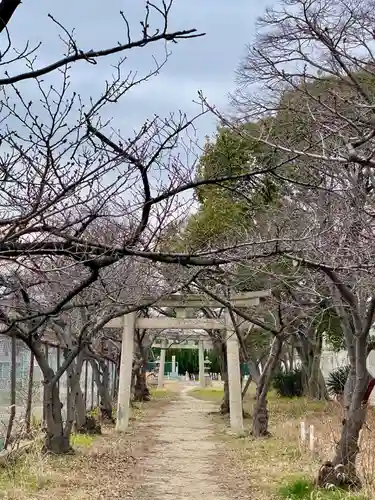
[5,0,269,145]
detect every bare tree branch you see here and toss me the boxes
[0,0,20,33]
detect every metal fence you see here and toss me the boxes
[0,335,117,447]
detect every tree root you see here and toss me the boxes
[316,462,362,490]
[74,416,102,435]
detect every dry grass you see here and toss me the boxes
[0,389,175,499]
[192,384,375,500]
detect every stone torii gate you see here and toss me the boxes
[106,290,270,434]
[154,334,211,388]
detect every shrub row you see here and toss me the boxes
[272,365,349,398]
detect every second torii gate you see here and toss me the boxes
[106,290,270,434]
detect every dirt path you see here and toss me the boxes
[131,385,233,500]
[3,386,251,500]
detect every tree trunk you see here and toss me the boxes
[317,401,367,489]
[306,330,329,400]
[30,341,71,454]
[247,359,260,385]
[134,368,150,401]
[132,341,151,402]
[329,369,370,488]
[344,367,356,414]
[289,340,295,371]
[317,335,369,489]
[295,334,329,400]
[242,373,252,399]
[252,336,283,438]
[21,335,85,453]
[218,342,230,414]
[306,366,329,400]
[75,384,87,429]
[221,375,230,414]
[332,406,366,484]
[91,359,114,420]
[68,357,91,431]
[66,354,85,438]
[43,373,71,454]
[25,353,34,434]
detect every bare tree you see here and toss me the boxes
[0,0,331,461]
[216,0,375,488]
[0,0,286,453]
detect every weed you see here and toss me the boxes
[278,478,367,500]
[70,433,95,447]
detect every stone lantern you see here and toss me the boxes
[154,356,160,374]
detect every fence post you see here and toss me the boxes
[300,421,306,444]
[42,344,49,423]
[5,335,17,449]
[25,353,34,434]
[91,363,95,411]
[83,360,87,411]
[56,347,60,392]
[309,424,315,453]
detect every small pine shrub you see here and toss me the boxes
[273,368,303,398]
[327,365,350,397]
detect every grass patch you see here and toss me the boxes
[70,432,95,448]
[0,387,173,499]
[278,478,368,499]
[266,396,330,419]
[189,387,224,402]
[150,388,174,399]
[0,446,55,498]
[208,382,375,499]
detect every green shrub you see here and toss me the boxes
[273,368,303,398]
[278,477,367,499]
[326,365,350,397]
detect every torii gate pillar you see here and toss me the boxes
[158,338,168,388]
[116,312,136,432]
[225,311,244,433]
[198,340,205,388]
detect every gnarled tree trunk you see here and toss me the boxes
[252,336,283,437]
[217,341,230,414]
[91,358,114,421]
[31,342,72,454]
[295,330,329,400]
[134,367,150,401]
[74,383,87,429]
[43,369,71,454]
[133,350,150,402]
[221,376,230,414]
[70,356,101,433]
[317,380,368,489]
[132,330,152,402]
[317,314,372,489]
